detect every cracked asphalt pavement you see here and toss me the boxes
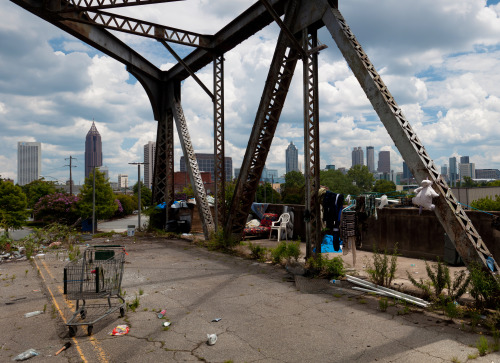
[1,236,499,362]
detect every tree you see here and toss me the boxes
[281,171,305,204]
[471,195,500,211]
[115,194,136,216]
[0,180,29,236]
[373,180,396,194]
[347,165,375,192]
[462,176,477,188]
[133,181,152,207]
[21,178,60,208]
[255,182,281,204]
[319,169,359,196]
[33,193,80,225]
[78,169,117,220]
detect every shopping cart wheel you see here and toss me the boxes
[69,326,77,337]
[120,307,125,317]
[80,310,86,320]
[87,325,93,336]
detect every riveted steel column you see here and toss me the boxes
[213,54,226,231]
[323,6,499,275]
[225,0,300,237]
[152,108,174,215]
[170,85,215,239]
[303,28,321,259]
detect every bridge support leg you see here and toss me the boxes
[225,0,300,238]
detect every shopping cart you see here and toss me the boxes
[63,245,126,336]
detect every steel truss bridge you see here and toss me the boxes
[12,0,499,275]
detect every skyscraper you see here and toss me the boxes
[85,121,102,179]
[118,174,128,188]
[459,162,475,180]
[460,156,469,164]
[377,151,390,173]
[180,153,233,182]
[351,147,363,167]
[17,141,41,186]
[366,146,375,172]
[144,141,156,189]
[403,161,413,181]
[286,142,299,174]
[449,157,457,186]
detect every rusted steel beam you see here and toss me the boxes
[213,54,226,231]
[323,5,499,276]
[225,0,300,238]
[302,28,321,259]
[69,9,211,48]
[57,0,183,12]
[11,0,162,81]
[170,89,215,239]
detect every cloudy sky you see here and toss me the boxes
[1,0,500,186]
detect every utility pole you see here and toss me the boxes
[65,156,77,195]
[129,162,146,231]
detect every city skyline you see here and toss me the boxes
[2,1,500,185]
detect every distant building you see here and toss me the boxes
[377,151,390,173]
[286,142,299,174]
[366,146,375,172]
[99,166,109,180]
[403,162,414,182]
[180,153,233,182]
[144,141,156,189]
[17,141,41,186]
[261,167,278,182]
[325,165,335,170]
[475,169,500,180]
[449,157,458,186]
[174,171,213,194]
[351,147,363,167]
[441,165,448,182]
[234,168,240,180]
[460,156,469,164]
[85,121,103,179]
[395,172,403,185]
[118,174,129,188]
[459,162,475,180]
[338,167,347,175]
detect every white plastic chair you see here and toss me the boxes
[269,213,290,242]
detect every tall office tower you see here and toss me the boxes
[460,156,469,164]
[99,166,109,180]
[17,141,41,186]
[285,141,299,174]
[85,121,103,179]
[180,153,233,182]
[377,151,390,173]
[366,146,375,172]
[459,162,475,180]
[441,165,448,182]
[403,162,413,181]
[118,174,128,188]
[449,157,457,186]
[351,147,364,167]
[144,141,156,189]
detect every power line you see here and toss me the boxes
[65,156,77,195]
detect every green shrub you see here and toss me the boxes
[270,241,301,264]
[248,242,267,261]
[476,336,489,356]
[468,262,500,309]
[306,255,344,279]
[367,244,398,287]
[206,229,239,251]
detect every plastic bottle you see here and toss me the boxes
[330,279,341,285]
[157,309,166,319]
[13,349,39,361]
[24,311,43,318]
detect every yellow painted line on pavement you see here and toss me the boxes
[33,258,88,363]
[40,259,109,363]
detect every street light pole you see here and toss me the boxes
[129,162,146,231]
[92,167,96,234]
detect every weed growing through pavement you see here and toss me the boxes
[378,297,389,312]
[127,294,140,312]
[366,243,398,287]
[43,304,47,313]
[139,288,144,296]
[476,336,489,356]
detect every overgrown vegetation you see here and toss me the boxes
[270,240,301,265]
[366,244,398,287]
[306,254,345,278]
[204,229,239,251]
[468,262,500,309]
[248,242,267,261]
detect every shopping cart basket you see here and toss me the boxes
[63,245,126,336]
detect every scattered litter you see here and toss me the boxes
[162,321,171,327]
[55,342,71,356]
[48,242,62,248]
[111,325,130,336]
[32,290,40,292]
[13,297,27,301]
[24,311,43,318]
[414,272,418,274]
[207,333,217,346]
[35,254,45,258]
[13,348,39,361]
[211,318,221,322]
[330,279,341,285]
[157,309,167,318]
[410,264,415,267]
